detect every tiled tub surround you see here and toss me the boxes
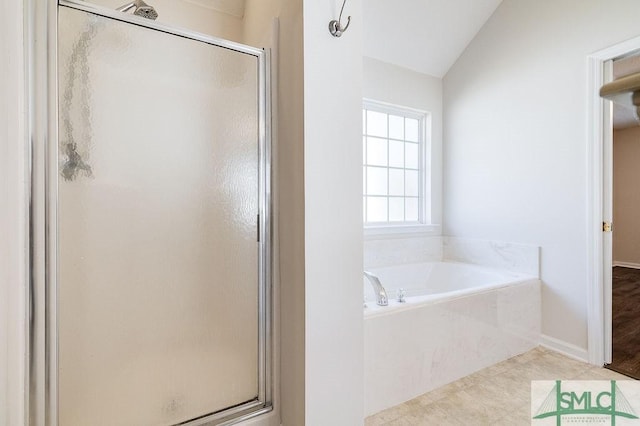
[364,235,539,276]
[364,235,443,269]
[442,237,540,277]
[363,262,541,416]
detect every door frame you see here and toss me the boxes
[587,35,640,366]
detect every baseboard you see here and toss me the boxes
[613,261,640,270]
[540,334,589,363]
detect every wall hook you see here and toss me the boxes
[329,0,351,37]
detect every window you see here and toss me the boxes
[362,100,430,228]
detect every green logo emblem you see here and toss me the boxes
[533,380,638,425]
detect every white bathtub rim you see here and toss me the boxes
[368,260,534,278]
[363,275,539,319]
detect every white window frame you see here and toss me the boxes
[362,99,438,238]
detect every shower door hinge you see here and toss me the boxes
[603,221,613,233]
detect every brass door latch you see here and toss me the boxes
[603,221,613,232]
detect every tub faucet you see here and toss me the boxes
[364,271,388,306]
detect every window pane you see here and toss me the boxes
[389,140,404,168]
[405,118,419,142]
[389,198,404,222]
[362,109,366,134]
[367,110,387,138]
[405,169,419,196]
[363,196,366,222]
[362,136,366,163]
[405,198,419,221]
[362,102,428,227]
[389,115,404,140]
[405,143,419,169]
[367,167,388,196]
[362,166,366,193]
[388,169,404,196]
[367,197,388,222]
[366,137,387,166]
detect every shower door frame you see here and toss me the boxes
[27,1,273,425]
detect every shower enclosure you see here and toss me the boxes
[30,1,271,425]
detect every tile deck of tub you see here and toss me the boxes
[365,346,633,425]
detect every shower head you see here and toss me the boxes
[116,0,158,20]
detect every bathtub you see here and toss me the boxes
[364,261,540,416]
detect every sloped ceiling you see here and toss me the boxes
[363,0,503,78]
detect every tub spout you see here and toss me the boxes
[364,271,388,306]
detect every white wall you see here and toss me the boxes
[0,0,28,424]
[443,0,640,356]
[613,126,640,266]
[242,0,282,46]
[303,0,364,424]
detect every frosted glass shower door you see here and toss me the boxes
[57,6,266,426]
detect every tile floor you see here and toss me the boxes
[365,346,634,425]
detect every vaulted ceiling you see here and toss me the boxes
[362,0,503,78]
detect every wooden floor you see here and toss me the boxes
[607,266,640,379]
